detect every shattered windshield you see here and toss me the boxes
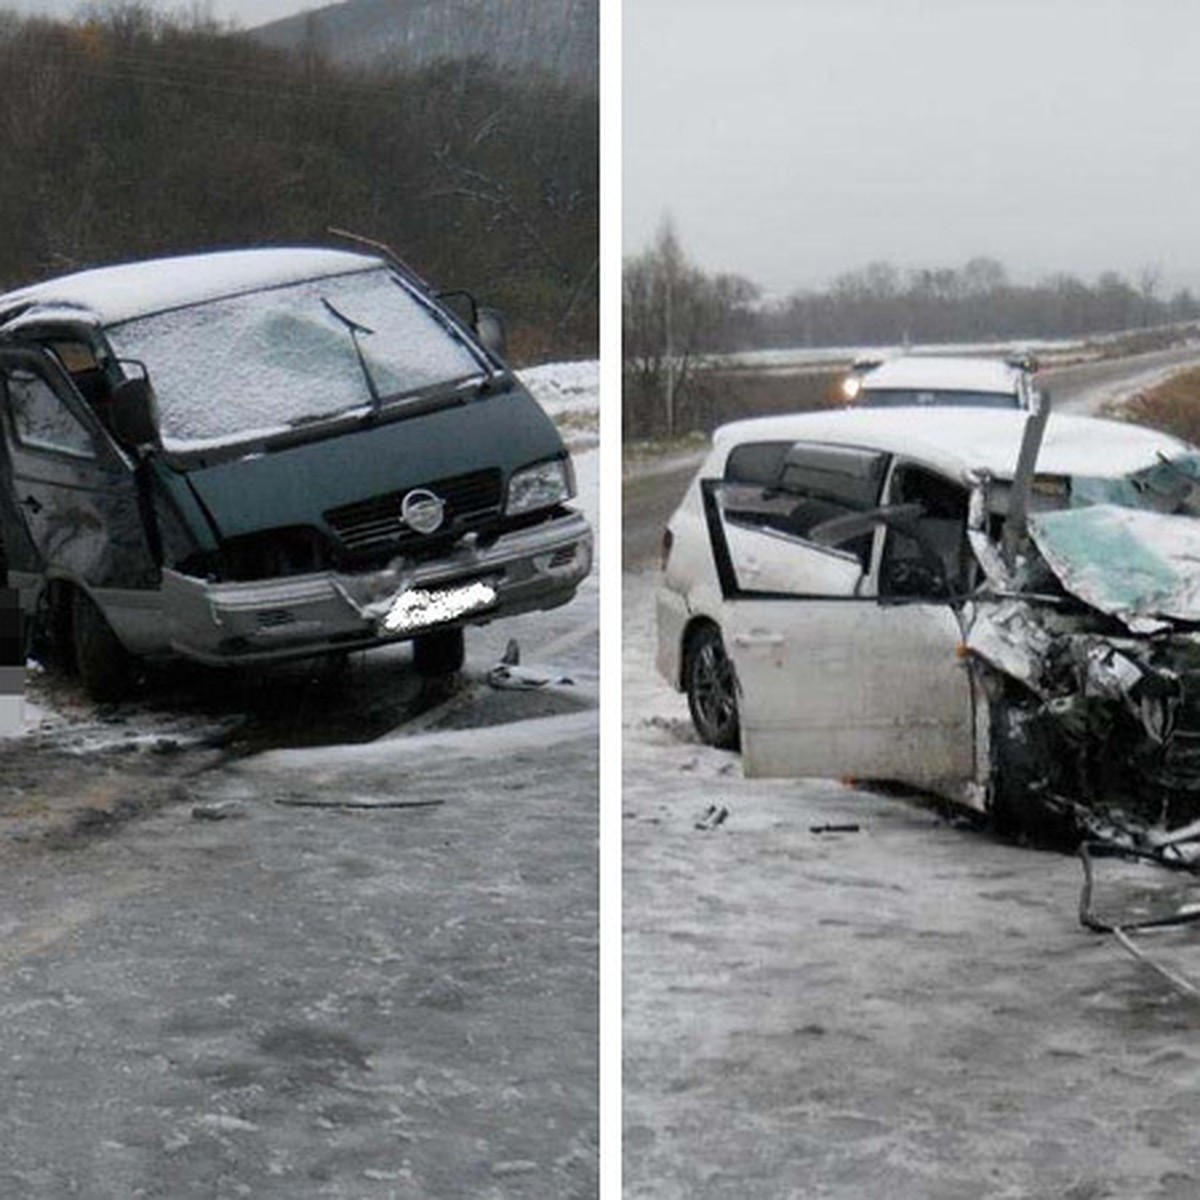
[1073,453,1200,515]
[105,268,485,448]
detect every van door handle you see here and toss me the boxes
[20,495,41,514]
[733,632,785,648]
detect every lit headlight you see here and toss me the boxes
[506,457,573,516]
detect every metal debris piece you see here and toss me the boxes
[1078,840,1200,1002]
[191,800,247,821]
[695,804,729,831]
[810,823,861,834]
[1110,927,1200,1001]
[273,792,446,811]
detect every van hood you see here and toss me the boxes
[178,388,565,541]
[1029,504,1200,633]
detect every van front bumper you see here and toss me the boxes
[161,509,592,665]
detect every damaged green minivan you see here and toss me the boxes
[0,247,592,699]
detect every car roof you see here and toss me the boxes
[711,406,1189,482]
[0,247,383,329]
[861,354,1022,395]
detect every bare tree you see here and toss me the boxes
[623,216,759,438]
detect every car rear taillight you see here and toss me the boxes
[660,528,674,572]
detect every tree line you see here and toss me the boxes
[0,5,598,361]
[624,221,1200,438]
[766,258,1199,347]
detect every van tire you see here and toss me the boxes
[73,589,136,702]
[412,628,464,678]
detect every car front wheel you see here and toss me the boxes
[685,624,740,750]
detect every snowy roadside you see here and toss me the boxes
[624,546,1200,1197]
[519,359,600,451]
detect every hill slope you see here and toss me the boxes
[252,0,598,89]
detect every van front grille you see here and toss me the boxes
[324,469,503,555]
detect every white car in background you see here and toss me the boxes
[657,404,1200,838]
[845,353,1037,409]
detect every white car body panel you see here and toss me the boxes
[725,597,975,782]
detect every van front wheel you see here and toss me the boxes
[412,628,465,678]
[73,590,136,702]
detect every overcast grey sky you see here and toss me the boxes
[625,0,1200,296]
[6,0,318,27]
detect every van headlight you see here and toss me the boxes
[506,457,573,515]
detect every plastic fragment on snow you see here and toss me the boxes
[486,663,575,691]
[695,804,729,831]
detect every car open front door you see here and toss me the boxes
[706,477,975,783]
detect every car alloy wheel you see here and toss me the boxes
[685,624,740,750]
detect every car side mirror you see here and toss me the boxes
[108,377,160,450]
[474,306,508,361]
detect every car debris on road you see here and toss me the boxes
[694,803,729,831]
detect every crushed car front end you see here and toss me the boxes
[966,451,1200,835]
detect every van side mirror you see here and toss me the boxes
[474,307,508,361]
[108,377,160,450]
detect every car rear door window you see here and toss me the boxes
[721,441,886,564]
[710,441,888,597]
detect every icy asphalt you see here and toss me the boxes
[0,364,599,1199]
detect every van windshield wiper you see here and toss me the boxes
[321,297,382,413]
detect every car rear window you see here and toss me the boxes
[860,388,1018,409]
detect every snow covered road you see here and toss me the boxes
[0,361,600,1197]
[621,347,1200,1197]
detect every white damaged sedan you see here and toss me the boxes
[657,402,1200,838]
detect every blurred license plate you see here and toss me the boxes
[379,581,497,634]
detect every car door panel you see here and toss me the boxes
[725,598,974,781]
[705,475,974,783]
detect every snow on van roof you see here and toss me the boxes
[0,247,382,328]
[861,354,1022,395]
[711,407,1189,483]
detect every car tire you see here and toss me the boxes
[412,627,465,678]
[73,588,136,702]
[685,624,740,751]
